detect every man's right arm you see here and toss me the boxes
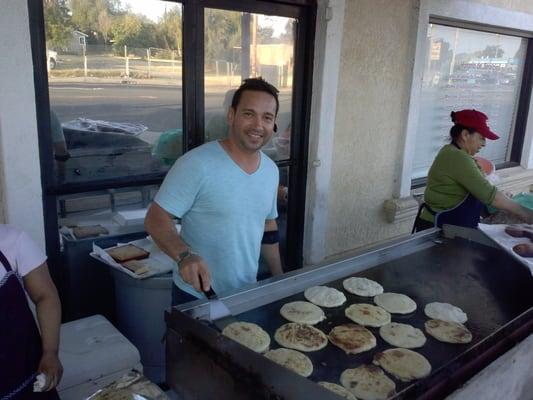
[145,202,211,291]
[145,202,189,260]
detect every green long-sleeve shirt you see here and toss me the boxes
[421,144,497,223]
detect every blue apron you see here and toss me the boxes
[413,193,483,233]
[434,193,483,228]
[0,250,59,400]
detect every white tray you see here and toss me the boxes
[90,238,175,279]
[478,223,533,276]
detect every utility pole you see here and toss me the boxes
[241,13,251,79]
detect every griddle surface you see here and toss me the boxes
[225,237,533,396]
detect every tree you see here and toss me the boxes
[44,0,72,49]
[98,9,114,45]
[157,7,182,55]
[69,0,122,43]
[204,9,241,62]
[111,14,159,53]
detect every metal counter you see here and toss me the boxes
[165,226,533,399]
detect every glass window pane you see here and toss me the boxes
[203,9,295,161]
[44,0,183,184]
[412,24,527,179]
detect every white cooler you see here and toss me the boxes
[57,314,142,400]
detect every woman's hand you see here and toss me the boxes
[38,352,63,390]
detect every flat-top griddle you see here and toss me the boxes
[166,226,533,399]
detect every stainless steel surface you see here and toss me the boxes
[442,224,499,248]
[204,288,232,320]
[208,298,231,320]
[166,227,533,399]
[174,228,440,321]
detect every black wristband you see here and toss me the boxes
[262,230,279,244]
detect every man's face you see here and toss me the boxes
[227,90,277,153]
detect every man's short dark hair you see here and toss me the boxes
[231,77,279,115]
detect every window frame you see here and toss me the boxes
[397,0,533,198]
[29,0,316,280]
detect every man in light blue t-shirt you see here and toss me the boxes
[145,78,283,304]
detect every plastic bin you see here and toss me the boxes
[110,269,173,384]
[61,230,147,322]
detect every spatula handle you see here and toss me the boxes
[203,287,217,299]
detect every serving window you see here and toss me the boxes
[411,23,528,182]
[33,0,316,316]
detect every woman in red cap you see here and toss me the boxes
[413,109,533,232]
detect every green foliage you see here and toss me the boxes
[69,0,121,43]
[157,7,182,54]
[98,9,113,44]
[111,14,159,55]
[44,0,72,49]
[45,1,295,65]
[204,9,241,62]
[65,0,183,52]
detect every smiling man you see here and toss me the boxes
[145,77,283,305]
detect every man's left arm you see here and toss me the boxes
[261,219,283,276]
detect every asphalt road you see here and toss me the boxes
[49,82,292,133]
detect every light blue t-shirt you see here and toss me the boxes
[155,141,279,298]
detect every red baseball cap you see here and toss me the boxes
[452,109,499,140]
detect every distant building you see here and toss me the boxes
[66,30,88,55]
[463,57,512,70]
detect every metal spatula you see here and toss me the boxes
[204,287,232,321]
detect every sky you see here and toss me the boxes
[123,0,289,37]
[123,0,179,22]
